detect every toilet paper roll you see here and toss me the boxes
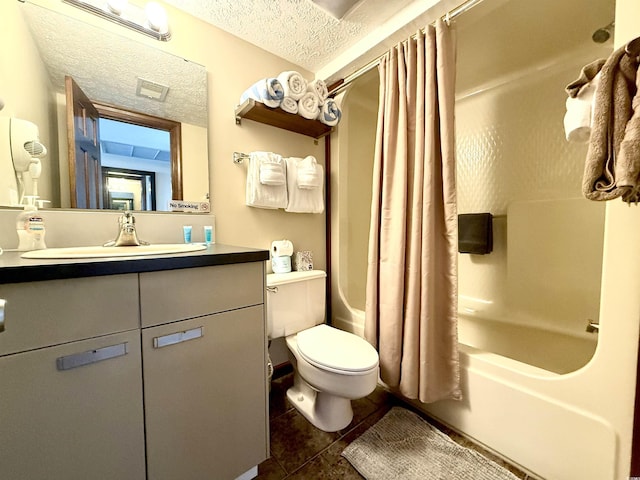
[271,240,294,257]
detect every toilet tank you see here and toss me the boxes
[266,270,327,339]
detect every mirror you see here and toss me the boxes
[8,0,209,211]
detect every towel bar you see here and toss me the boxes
[233,152,250,164]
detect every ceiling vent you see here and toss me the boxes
[136,78,170,101]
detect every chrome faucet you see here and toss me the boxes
[104,211,149,247]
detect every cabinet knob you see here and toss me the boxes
[0,299,5,333]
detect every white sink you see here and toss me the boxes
[21,243,208,259]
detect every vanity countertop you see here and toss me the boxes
[0,244,269,285]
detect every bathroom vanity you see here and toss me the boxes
[0,244,269,480]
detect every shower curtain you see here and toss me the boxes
[364,20,461,403]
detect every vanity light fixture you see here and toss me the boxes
[106,0,128,15]
[62,0,171,41]
[144,2,169,34]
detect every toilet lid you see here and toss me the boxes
[296,325,379,374]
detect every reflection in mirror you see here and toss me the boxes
[7,0,209,211]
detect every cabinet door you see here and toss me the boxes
[143,305,268,480]
[0,330,146,480]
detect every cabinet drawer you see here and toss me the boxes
[140,262,264,327]
[0,274,139,357]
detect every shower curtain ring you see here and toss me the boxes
[445,12,451,26]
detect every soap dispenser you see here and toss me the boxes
[16,197,46,251]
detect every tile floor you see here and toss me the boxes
[256,369,533,480]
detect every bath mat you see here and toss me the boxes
[342,407,520,480]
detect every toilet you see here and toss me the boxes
[266,270,379,432]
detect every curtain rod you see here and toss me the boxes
[327,0,484,97]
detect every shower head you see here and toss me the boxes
[592,21,614,43]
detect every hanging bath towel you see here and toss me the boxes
[583,44,640,202]
[246,152,288,209]
[285,156,324,213]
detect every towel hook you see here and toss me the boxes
[625,36,640,57]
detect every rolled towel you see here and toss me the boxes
[298,92,320,120]
[277,71,307,101]
[307,79,329,105]
[318,98,342,126]
[280,96,299,114]
[297,156,322,189]
[240,78,284,108]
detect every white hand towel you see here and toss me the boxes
[285,157,324,213]
[296,155,322,189]
[564,97,592,142]
[298,92,320,120]
[307,79,329,105]
[317,98,342,126]
[259,156,286,185]
[246,152,288,209]
[240,78,284,108]
[277,71,307,101]
[563,72,600,143]
[280,96,299,114]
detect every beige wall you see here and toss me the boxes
[0,1,58,205]
[1,0,326,268]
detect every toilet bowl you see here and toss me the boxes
[266,271,379,432]
[286,325,379,431]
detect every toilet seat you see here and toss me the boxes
[295,324,379,375]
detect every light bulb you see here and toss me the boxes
[106,0,128,15]
[145,2,169,33]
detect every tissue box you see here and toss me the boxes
[293,251,313,271]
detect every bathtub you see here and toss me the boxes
[329,69,639,480]
[330,281,637,480]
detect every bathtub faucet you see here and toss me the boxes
[586,320,600,333]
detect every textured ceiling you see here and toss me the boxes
[163,0,417,74]
[21,2,208,128]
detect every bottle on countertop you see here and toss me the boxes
[16,197,46,251]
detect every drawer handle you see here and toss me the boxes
[153,327,203,349]
[56,342,128,371]
[0,299,5,333]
